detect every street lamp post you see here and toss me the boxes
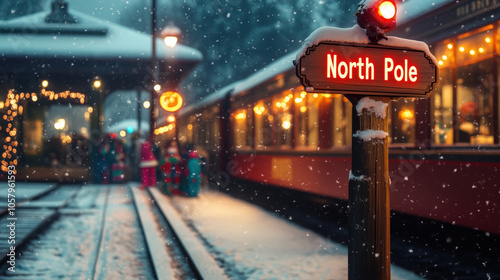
[150,1,181,142]
[150,0,157,142]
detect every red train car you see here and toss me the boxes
[168,0,500,235]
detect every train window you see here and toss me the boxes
[254,100,273,147]
[307,93,320,148]
[272,92,292,147]
[232,108,251,149]
[391,98,416,144]
[433,69,454,145]
[295,90,308,147]
[332,95,352,147]
[456,60,495,144]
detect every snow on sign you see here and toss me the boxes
[296,42,438,98]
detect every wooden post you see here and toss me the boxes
[347,96,391,280]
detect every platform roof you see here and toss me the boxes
[0,4,202,92]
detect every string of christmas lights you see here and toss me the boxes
[1,89,87,174]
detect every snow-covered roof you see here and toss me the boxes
[397,0,451,26]
[178,50,298,118]
[0,10,202,63]
[232,51,298,95]
[178,82,237,117]
[296,25,437,65]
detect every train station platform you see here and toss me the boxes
[0,182,425,279]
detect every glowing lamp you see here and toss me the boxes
[159,91,183,112]
[93,78,102,89]
[378,1,396,19]
[161,22,182,48]
[356,0,397,42]
[154,84,161,92]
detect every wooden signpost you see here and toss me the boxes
[295,1,438,279]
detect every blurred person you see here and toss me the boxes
[139,140,158,189]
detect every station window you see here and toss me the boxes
[332,95,352,147]
[391,98,416,144]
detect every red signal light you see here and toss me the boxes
[356,0,397,43]
[378,1,396,20]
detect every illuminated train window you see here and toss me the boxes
[232,108,252,149]
[390,98,416,144]
[332,95,352,147]
[432,26,496,145]
[272,91,293,147]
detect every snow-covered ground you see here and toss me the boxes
[170,190,424,280]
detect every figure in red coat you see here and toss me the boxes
[139,141,158,189]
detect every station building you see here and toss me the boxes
[0,1,202,181]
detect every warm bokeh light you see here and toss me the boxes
[253,105,265,115]
[119,130,126,137]
[93,79,102,89]
[154,84,161,92]
[470,50,475,55]
[235,112,246,120]
[187,124,193,130]
[442,55,447,60]
[167,115,176,123]
[399,109,415,121]
[485,37,491,43]
[300,106,307,113]
[41,80,49,88]
[282,120,291,130]
[479,47,484,53]
[447,43,453,49]
[143,100,151,109]
[459,47,465,52]
[438,60,444,65]
[54,119,66,130]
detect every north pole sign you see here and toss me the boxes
[296,42,438,98]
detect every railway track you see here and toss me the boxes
[0,184,80,266]
[0,184,228,279]
[131,184,228,280]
